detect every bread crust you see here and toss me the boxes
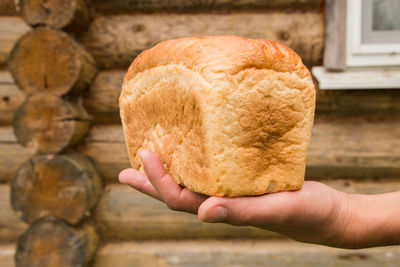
[120,36,315,197]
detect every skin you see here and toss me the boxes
[119,149,400,249]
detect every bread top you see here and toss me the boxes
[123,36,311,86]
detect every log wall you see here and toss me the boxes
[2,0,400,266]
[1,178,400,243]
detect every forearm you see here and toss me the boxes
[339,191,400,248]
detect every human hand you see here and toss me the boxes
[119,149,353,248]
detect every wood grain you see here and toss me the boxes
[83,13,323,69]
[0,126,30,183]
[0,0,18,15]
[93,180,400,240]
[315,88,400,116]
[11,153,102,224]
[93,240,400,267]
[92,0,324,14]
[82,70,124,123]
[0,71,24,125]
[0,17,30,68]
[0,244,14,267]
[18,0,92,34]
[0,185,28,243]
[306,118,400,179]
[324,0,347,70]
[15,216,99,267]
[9,27,97,96]
[79,125,129,182]
[3,240,400,267]
[13,93,91,154]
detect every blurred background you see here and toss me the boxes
[0,0,400,266]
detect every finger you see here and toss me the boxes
[198,190,300,226]
[139,149,208,214]
[119,168,162,201]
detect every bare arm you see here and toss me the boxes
[119,149,400,249]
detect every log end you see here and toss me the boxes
[9,27,97,96]
[11,153,102,224]
[13,93,90,154]
[16,216,99,267]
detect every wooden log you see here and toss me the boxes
[15,216,99,267]
[79,119,400,182]
[9,27,97,96]
[0,0,18,15]
[92,0,324,14]
[306,118,400,179]
[5,239,400,267]
[11,153,102,224]
[4,71,400,125]
[0,185,28,243]
[0,244,14,267]
[0,17,30,68]
[93,240,400,267]
[82,70,124,123]
[0,71,24,125]
[13,93,91,154]
[18,0,92,35]
[0,126,30,183]
[94,180,400,241]
[315,88,400,117]
[83,13,323,69]
[79,125,129,181]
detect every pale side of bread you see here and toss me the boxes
[119,36,315,197]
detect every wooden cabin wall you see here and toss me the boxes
[1,0,400,266]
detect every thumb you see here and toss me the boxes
[198,193,298,226]
[197,196,254,225]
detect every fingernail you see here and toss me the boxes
[119,169,146,184]
[205,206,227,223]
[138,150,146,162]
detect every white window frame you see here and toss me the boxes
[347,0,400,67]
[312,0,400,90]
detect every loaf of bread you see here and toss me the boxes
[119,36,315,197]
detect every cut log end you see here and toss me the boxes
[13,93,90,154]
[19,0,92,33]
[9,27,97,96]
[16,216,99,267]
[11,153,102,224]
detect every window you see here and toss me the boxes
[312,0,400,89]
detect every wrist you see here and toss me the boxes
[327,191,400,249]
[321,189,355,248]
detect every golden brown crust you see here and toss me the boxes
[123,36,310,84]
[120,36,315,197]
